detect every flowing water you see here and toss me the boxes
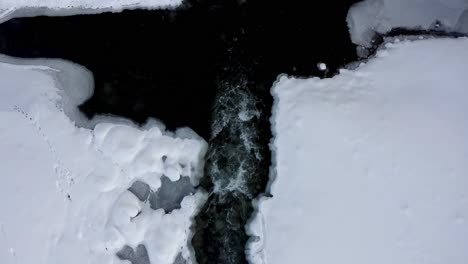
[0,1,360,263]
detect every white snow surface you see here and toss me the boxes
[0,0,180,23]
[0,56,207,264]
[347,0,468,47]
[247,38,468,264]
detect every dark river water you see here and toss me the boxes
[0,0,361,263]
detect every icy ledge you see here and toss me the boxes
[347,0,468,47]
[0,55,207,264]
[0,0,180,23]
[247,37,468,264]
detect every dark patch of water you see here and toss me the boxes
[127,176,195,213]
[189,1,362,263]
[149,176,195,212]
[0,6,224,139]
[117,244,151,264]
[0,1,362,263]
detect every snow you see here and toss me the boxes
[0,55,207,264]
[0,0,180,23]
[347,0,468,47]
[247,38,468,264]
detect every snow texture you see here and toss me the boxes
[247,38,468,264]
[0,55,207,264]
[0,0,180,23]
[347,0,468,46]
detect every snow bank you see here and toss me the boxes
[247,37,468,264]
[0,0,181,23]
[0,56,207,264]
[347,0,468,46]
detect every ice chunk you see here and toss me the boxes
[317,62,327,71]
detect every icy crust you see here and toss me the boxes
[0,0,180,24]
[247,37,468,264]
[347,0,468,47]
[0,56,207,264]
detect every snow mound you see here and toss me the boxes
[247,37,468,264]
[0,56,207,264]
[347,0,468,47]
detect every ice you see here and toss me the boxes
[347,0,468,46]
[0,0,181,23]
[247,38,468,264]
[0,54,207,264]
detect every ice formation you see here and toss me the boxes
[0,0,180,23]
[347,0,468,46]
